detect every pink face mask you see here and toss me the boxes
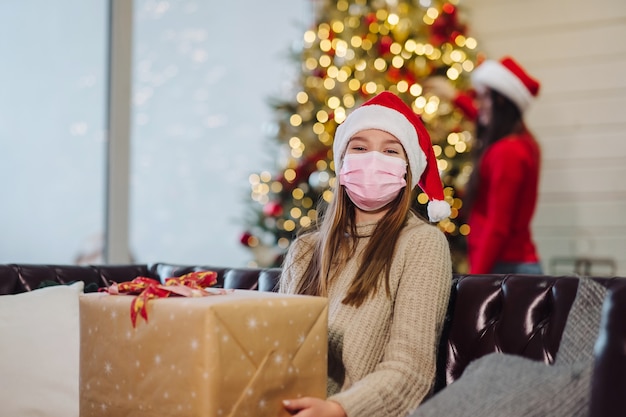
[338,151,407,212]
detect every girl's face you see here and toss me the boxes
[345,129,407,161]
[476,88,493,126]
[340,129,408,222]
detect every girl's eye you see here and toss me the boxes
[351,145,366,151]
[385,149,400,154]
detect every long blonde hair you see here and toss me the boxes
[294,168,417,307]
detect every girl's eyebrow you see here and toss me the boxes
[348,135,402,147]
[349,136,367,142]
[349,136,400,143]
[382,138,402,146]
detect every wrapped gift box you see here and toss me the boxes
[79,290,327,417]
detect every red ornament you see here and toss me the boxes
[405,72,416,86]
[239,232,253,247]
[378,35,393,55]
[364,13,377,26]
[313,68,326,79]
[263,201,284,217]
[387,67,402,83]
[442,3,456,14]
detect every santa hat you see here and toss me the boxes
[333,91,451,222]
[470,56,540,113]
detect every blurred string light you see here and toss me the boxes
[245,0,478,269]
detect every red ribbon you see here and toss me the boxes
[101,271,225,327]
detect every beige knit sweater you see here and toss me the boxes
[279,212,452,417]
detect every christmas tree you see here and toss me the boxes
[241,0,479,272]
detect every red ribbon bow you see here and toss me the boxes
[101,271,223,327]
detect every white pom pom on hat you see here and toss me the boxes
[333,91,451,223]
[471,56,541,114]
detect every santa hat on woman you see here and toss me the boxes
[470,56,540,114]
[333,91,451,223]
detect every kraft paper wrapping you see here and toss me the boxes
[79,290,328,417]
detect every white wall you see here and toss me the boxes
[464,0,626,275]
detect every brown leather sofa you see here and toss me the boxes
[1,262,624,416]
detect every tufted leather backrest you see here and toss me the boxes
[0,263,279,295]
[147,263,281,291]
[0,264,150,294]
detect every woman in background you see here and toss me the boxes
[427,56,543,275]
[280,91,453,417]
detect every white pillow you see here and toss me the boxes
[0,281,83,417]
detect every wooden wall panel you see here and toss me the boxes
[540,165,626,195]
[532,56,626,94]
[462,0,626,35]
[482,25,626,58]
[540,130,626,161]
[529,94,626,129]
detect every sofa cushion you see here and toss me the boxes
[410,353,591,417]
[556,277,607,365]
[0,281,83,417]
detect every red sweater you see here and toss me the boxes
[466,131,541,273]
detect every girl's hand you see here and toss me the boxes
[282,397,346,417]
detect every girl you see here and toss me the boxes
[466,57,543,275]
[279,91,453,417]
[425,56,543,274]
